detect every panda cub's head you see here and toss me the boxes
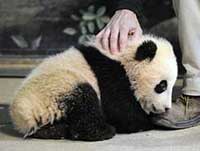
[121,35,178,114]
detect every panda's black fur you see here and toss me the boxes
[77,45,153,131]
[31,45,153,141]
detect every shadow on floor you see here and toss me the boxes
[0,104,23,137]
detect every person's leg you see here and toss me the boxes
[174,0,200,96]
[152,0,200,129]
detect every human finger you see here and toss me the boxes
[119,27,129,52]
[102,29,111,51]
[110,27,120,54]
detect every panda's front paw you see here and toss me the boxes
[24,126,38,138]
[70,123,116,141]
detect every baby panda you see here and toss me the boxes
[10,35,177,141]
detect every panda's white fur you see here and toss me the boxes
[10,47,101,135]
[10,34,177,137]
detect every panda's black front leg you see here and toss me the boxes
[64,83,115,141]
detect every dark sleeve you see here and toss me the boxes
[114,0,142,15]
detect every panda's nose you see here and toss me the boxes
[151,104,166,114]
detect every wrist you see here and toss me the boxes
[116,9,133,13]
[115,9,136,16]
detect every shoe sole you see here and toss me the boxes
[152,115,200,129]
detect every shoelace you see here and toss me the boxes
[175,95,191,115]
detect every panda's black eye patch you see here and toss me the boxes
[154,80,168,94]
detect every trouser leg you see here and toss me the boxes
[173,0,200,96]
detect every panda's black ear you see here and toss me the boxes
[135,40,157,61]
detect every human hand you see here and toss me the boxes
[96,9,142,54]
